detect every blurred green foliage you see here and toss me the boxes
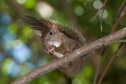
[24,0,36,9]
[0,0,126,84]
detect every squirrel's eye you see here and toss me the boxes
[49,32,53,36]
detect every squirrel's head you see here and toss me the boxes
[43,22,63,48]
[21,16,62,47]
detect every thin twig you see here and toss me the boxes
[100,8,105,32]
[91,0,108,22]
[98,43,124,84]
[93,55,103,84]
[90,6,103,21]
[115,0,126,19]
[100,0,108,32]
[111,6,126,33]
[110,39,126,43]
[93,47,106,84]
[11,27,126,84]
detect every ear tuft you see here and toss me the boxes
[52,22,58,32]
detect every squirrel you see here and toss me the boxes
[21,16,89,75]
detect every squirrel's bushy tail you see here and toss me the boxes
[21,16,51,31]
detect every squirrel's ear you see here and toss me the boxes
[52,22,58,32]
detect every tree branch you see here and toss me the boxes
[11,27,126,84]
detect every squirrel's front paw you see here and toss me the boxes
[46,45,55,54]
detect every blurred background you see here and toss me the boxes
[0,0,126,84]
